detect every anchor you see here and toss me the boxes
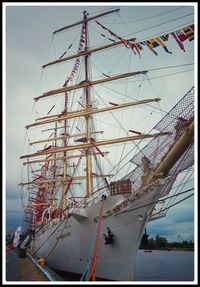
[103,227,114,245]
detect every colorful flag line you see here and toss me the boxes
[95,20,194,57]
[62,22,194,87]
[63,22,86,87]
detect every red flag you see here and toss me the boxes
[190,24,194,31]
[171,32,185,52]
[175,29,187,42]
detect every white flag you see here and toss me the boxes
[12,226,22,248]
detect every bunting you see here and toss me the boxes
[63,22,86,87]
[62,22,194,87]
[101,33,116,43]
[155,38,172,54]
[160,34,169,41]
[47,105,55,115]
[130,43,141,57]
[171,32,185,52]
[190,24,194,32]
[183,26,194,41]
[60,43,73,59]
[96,21,194,57]
[146,39,160,49]
[174,29,187,42]
[95,20,132,49]
[140,41,158,56]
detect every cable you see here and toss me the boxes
[137,21,194,43]
[151,193,194,217]
[105,7,187,24]
[31,218,66,255]
[115,188,194,216]
[120,13,194,38]
[90,86,194,195]
[149,63,194,72]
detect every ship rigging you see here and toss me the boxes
[18,7,194,281]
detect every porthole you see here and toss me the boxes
[138,214,143,221]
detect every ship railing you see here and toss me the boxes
[85,195,100,207]
[85,189,109,207]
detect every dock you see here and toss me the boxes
[20,256,50,281]
[6,248,63,281]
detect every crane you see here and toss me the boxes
[177,234,184,242]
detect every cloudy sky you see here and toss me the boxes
[4,3,196,243]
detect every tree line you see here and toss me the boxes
[140,234,194,250]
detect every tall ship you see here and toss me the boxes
[19,8,195,281]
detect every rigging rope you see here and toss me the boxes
[80,198,105,281]
[105,7,186,24]
[122,13,194,38]
[113,49,134,181]
[43,218,69,260]
[91,108,194,200]
[115,188,194,216]
[161,161,194,211]
[21,7,195,241]
[31,218,66,255]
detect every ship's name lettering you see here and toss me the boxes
[56,232,71,240]
[93,179,162,221]
[65,224,71,229]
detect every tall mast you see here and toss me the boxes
[62,92,68,209]
[52,122,57,205]
[83,11,93,197]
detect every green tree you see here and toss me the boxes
[148,238,156,249]
[154,234,169,249]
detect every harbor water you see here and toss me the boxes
[6,249,194,282]
[134,249,194,281]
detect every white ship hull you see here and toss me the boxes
[31,179,166,281]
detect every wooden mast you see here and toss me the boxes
[62,91,68,210]
[22,152,109,166]
[34,70,148,101]
[35,99,159,122]
[21,9,174,212]
[42,37,136,69]
[29,131,104,146]
[20,132,171,159]
[51,122,57,206]
[26,98,159,129]
[141,119,194,186]
[84,10,93,197]
[53,9,120,34]
[154,120,194,176]
[19,174,113,187]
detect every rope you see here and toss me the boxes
[31,218,66,256]
[80,198,105,281]
[43,219,69,260]
[115,188,194,216]
[105,7,186,24]
[80,222,98,281]
[28,254,57,281]
[122,13,194,38]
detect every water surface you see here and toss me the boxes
[134,249,194,281]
